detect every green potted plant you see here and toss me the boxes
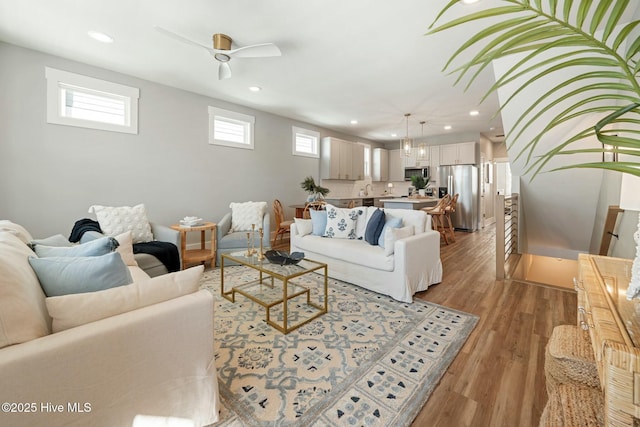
[428,0,640,178]
[300,176,330,202]
[410,175,430,197]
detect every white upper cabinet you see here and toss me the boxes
[403,148,417,168]
[429,145,440,185]
[320,137,365,180]
[388,149,404,182]
[439,142,477,165]
[351,143,365,181]
[372,148,388,182]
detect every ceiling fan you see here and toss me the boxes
[154,26,281,80]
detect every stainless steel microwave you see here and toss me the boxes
[404,167,430,182]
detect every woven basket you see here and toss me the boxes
[545,325,600,394]
[539,383,604,427]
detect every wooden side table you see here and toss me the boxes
[170,222,217,270]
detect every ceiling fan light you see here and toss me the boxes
[214,53,231,62]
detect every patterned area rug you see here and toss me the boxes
[200,266,478,427]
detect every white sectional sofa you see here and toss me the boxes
[290,206,442,303]
[0,220,219,427]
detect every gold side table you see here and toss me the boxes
[170,222,217,270]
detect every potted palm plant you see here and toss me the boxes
[428,0,640,178]
[410,175,430,196]
[300,176,330,202]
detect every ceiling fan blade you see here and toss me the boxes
[218,62,232,80]
[226,43,281,58]
[154,26,214,55]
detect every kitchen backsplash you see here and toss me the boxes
[321,178,412,197]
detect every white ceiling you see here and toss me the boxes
[0,0,506,144]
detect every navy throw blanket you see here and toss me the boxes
[69,218,180,273]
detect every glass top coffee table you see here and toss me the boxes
[220,252,328,334]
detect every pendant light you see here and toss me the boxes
[417,121,428,161]
[400,113,413,157]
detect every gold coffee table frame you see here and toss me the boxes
[221,253,328,334]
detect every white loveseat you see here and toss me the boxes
[290,206,442,303]
[0,220,219,427]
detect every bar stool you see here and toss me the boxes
[423,194,451,244]
[443,193,458,243]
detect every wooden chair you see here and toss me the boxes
[302,200,326,219]
[422,194,451,245]
[443,193,458,243]
[272,199,294,246]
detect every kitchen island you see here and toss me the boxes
[380,197,440,210]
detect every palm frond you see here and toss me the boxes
[428,0,640,178]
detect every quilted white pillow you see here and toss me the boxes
[230,201,267,232]
[323,204,362,239]
[88,204,153,244]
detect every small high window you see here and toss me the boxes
[292,126,319,158]
[208,106,255,149]
[45,67,139,134]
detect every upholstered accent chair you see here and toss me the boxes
[216,201,271,265]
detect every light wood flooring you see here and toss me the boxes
[273,223,577,427]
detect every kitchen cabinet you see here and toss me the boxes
[429,145,440,187]
[439,142,477,165]
[403,149,417,168]
[372,148,389,182]
[351,143,365,180]
[321,137,363,180]
[388,149,404,182]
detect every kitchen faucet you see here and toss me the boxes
[364,183,372,196]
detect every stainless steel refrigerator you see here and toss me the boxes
[438,165,478,232]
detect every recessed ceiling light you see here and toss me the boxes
[248,86,262,92]
[350,120,358,125]
[444,125,452,130]
[469,110,480,116]
[87,31,114,43]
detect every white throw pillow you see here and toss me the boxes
[115,231,138,266]
[229,201,267,232]
[383,226,414,256]
[354,207,370,240]
[46,265,204,332]
[323,204,361,239]
[88,204,154,244]
[294,218,313,237]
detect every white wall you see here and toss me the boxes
[493,51,606,259]
[0,42,372,239]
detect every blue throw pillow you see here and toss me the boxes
[365,209,386,245]
[29,252,133,297]
[33,236,118,258]
[310,210,328,236]
[378,217,403,248]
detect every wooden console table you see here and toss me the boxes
[170,222,217,270]
[578,254,638,426]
